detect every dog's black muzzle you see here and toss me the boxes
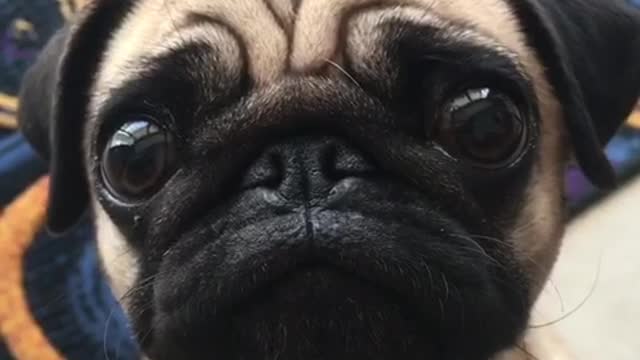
[134,136,528,360]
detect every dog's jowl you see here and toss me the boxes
[17,0,640,359]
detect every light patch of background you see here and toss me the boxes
[534,176,640,359]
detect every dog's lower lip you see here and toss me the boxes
[229,263,386,308]
[172,258,407,323]
[229,262,399,308]
[148,264,445,360]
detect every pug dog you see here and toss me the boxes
[17,0,640,359]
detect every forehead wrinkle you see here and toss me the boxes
[291,0,538,76]
[143,25,241,69]
[291,0,413,71]
[92,0,287,107]
[266,0,297,33]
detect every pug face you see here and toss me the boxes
[18,0,640,359]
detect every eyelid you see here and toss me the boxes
[95,105,178,154]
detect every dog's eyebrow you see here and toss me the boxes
[430,42,529,82]
[181,11,222,29]
[392,23,529,82]
[93,40,248,139]
[349,32,533,107]
[344,11,535,101]
[422,41,536,105]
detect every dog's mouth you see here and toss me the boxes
[131,200,529,360]
[201,264,440,359]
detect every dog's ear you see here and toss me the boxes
[510,0,640,188]
[18,1,132,234]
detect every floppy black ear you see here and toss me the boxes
[509,0,640,188]
[18,1,133,234]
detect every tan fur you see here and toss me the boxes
[267,0,297,32]
[94,205,139,307]
[87,0,569,357]
[92,0,288,109]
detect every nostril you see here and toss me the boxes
[240,151,284,190]
[267,152,285,187]
[328,142,378,180]
[239,136,379,199]
[320,144,339,179]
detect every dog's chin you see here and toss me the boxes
[148,267,439,360]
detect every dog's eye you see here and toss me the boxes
[102,118,177,199]
[435,88,527,168]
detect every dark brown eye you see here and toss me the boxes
[101,118,177,199]
[435,88,527,168]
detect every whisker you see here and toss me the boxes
[545,277,566,313]
[515,342,540,360]
[137,317,157,347]
[465,233,554,274]
[322,58,363,89]
[529,248,604,328]
[449,233,504,269]
[440,272,450,304]
[104,274,156,360]
[450,232,569,331]
[103,309,114,360]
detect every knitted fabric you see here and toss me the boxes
[0,177,62,360]
[0,132,139,360]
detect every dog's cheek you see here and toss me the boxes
[508,84,568,301]
[94,202,141,307]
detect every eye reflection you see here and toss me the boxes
[434,88,527,169]
[101,118,177,199]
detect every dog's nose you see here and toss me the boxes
[241,136,377,201]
